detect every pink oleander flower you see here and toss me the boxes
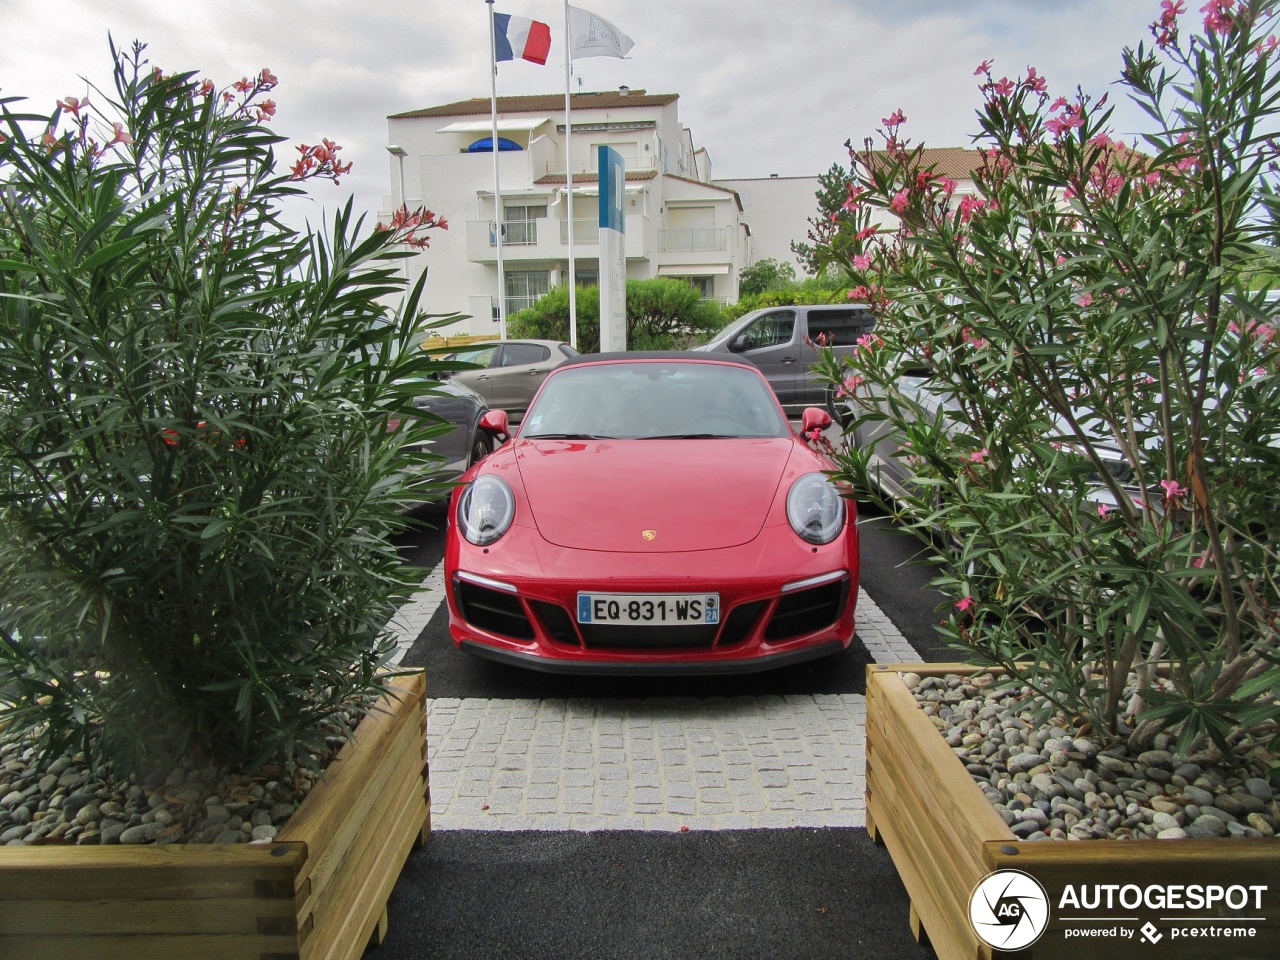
[890,189,911,214]
[835,373,864,398]
[1161,478,1188,505]
[855,226,879,241]
[1201,0,1237,35]
[968,448,989,464]
[56,96,88,119]
[852,254,872,271]
[992,77,1015,97]
[956,195,987,224]
[974,59,994,76]
[1097,503,1110,518]
[259,68,279,88]
[107,122,133,147]
[196,78,215,97]
[1049,96,1069,111]
[938,176,958,197]
[856,333,882,352]
[1024,67,1047,92]
[882,109,906,127]
[955,596,976,613]
[1077,292,1093,307]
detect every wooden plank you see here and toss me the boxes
[292,673,426,960]
[0,896,296,936]
[367,906,389,948]
[867,666,1012,960]
[281,672,425,893]
[295,714,424,953]
[0,932,300,960]
[308,776,426,960]
[0,844,305,903]
[301,727,427,960]
[0,671,426,960]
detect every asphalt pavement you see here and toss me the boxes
[364,495,950,960]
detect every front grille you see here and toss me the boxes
[579,623,719,648]
[531,600,580,646]
[718,600,766,647]
[454,579,534,640]
[764,580,848,641]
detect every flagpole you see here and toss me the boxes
[487,0,507,339]
[563,0,577,350]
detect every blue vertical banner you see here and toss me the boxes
[598,145,627,352]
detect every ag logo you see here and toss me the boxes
[968,869,1050,950]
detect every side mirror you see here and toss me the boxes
[800,407,832,439]
[729,334,750,353]
[479,409,510,439]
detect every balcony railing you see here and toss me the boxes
[659,227,728,253]
[544,155,656,176]
[486,220,538,246]
[559,218,600,244]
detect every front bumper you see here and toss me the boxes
[445,519,859,674]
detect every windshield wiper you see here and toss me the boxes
[639,433,737,439]
[524,432,617,440]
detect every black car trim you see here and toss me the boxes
[457,639,847,675]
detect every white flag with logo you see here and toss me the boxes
[568,5,634,59]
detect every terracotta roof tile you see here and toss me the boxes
[390,90,677,120]
[533,170,659,185]
[863,146,983,180]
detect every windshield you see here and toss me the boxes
[702,309,768,350]
[521,361,790,440]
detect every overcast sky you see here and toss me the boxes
[4,0,1163,232]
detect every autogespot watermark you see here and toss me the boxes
[968,870,1050,950]
[969,871,1270,950]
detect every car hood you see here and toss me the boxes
[513,437,797,552]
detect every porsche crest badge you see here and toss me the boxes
[641,529,658,541]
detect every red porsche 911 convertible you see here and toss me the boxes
[444,352,859,674]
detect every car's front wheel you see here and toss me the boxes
[467,433,492,470]
[824,383,846,428]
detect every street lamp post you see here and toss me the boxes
[386,145,408,279]
[385,144,408,209]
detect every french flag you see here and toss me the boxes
[494,13,552,65]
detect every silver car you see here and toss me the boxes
[443,339,578,423]
[695,305,873,417]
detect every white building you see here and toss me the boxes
[719,148,985,275]
[384,88,749,334]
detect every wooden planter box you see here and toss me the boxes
[0,669,429,960]
[866,663,1280,960]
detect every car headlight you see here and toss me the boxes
[787,472,846,545]
[457,475,515,546]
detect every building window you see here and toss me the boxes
[668,276,713,298]
[496,205,546,245]
[505,270,550,316]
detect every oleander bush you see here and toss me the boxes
[0,42,457,777]
[814,0,1280,751]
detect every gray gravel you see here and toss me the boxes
[904,671,1280,842]
[0,718,358,846]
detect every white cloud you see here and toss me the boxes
[1,0,1169,232]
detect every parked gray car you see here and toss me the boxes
[443,339,578,423]
[694,304,874,417]
[403,378,492,498]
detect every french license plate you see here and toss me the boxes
[576,593,720,626]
